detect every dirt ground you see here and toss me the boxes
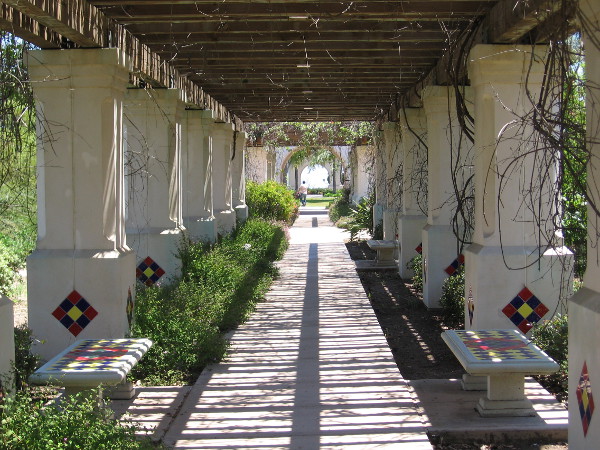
[346,241,568,450]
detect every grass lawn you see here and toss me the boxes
[305,196,336,208]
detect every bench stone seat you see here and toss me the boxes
[30,338,152,399]
[442,329,558,417]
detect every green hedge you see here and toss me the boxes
[130,219,288,385]
[245,180,297,223]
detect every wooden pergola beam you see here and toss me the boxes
[1,0,241,127]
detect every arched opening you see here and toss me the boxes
[300,165,329,189]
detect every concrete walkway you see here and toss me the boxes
[161,208,432,449]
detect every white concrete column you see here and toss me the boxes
[245,146,268,183]
[211,122,236,235]
[26,48,135,360]
[125,88,185,285]
[382,122,402,241]
[421,86,474,308]
[373,130,386,232]
[398,108,428,278]
[0,296,15,392]
[569,1,600,446]
[232,131,249,221]
[182,109,217,243]
[351,145,373,204]
[465,45,572,332]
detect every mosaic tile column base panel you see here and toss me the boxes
[501,287,549,334]
[445,254,465,276]
[136,256,165,286]
[577,361,595,437]
[51,290,98,337]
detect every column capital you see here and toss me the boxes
[422,85,473,116]
[26,48,130,90]
[468,44,548,87]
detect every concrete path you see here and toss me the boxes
[161,208,432,449]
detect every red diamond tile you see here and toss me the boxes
[68,322,83,337]
[83,306,98,320]
[534,303,549,318]
[67,290,83,304]
[51,307,66,321]
[517,319,533,334]
[502,304,517,317]
[518,287,533,302]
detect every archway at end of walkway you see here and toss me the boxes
[280,146,349,192]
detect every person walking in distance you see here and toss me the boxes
[298,181,308,206]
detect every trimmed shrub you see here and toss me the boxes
[130,219,288,385]
[407,255,423,294]
[439,267,465,328]
[245,180,298,223]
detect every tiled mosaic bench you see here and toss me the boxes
[29,338,153,400]
[355,239,398,270]
[441,329,559,417]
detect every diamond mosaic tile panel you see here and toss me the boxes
[501,287,549,334]
[51,290,98,337]
[577,361,595,437]
[415,242,422,254]
[444,254,465,276]
[136,256,165,286]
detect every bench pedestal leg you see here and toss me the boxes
[476,374,535,417]
[105,381,135,400]
[461,374,487,391]
[375,248,395,266]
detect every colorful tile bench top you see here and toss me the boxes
[442,329,558,376]
[29,338,152,388]
[366,239,398,250]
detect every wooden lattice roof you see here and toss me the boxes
[1,0,562,123]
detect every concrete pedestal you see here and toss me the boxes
[28,248,135,360]
[183,217,218,244]
[0,297,15,393]
[235,205,249,221]
[398,214,427,279]
[216,209,237,236]
[127,230,181,286]
[422,224,459,308]
[464,243,571,331]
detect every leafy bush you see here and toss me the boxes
[345,194,375,240]
[407,255,423,294]
[0,390,155,449]
[12,325,40,391]
[245,180,297,223]
[531,314,568,402]
[130,219,287,385]
[328,189,352,224]
[439,267,465,328]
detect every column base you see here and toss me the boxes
[183,216,218,243]
[127,227,183,285]
[27,248,136,361]
[464,243,572,331]
[235,204,249,222]
[569,287,600,446]
[215,209,236,236]
[398,214,427,279]
[422,224,457,308]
